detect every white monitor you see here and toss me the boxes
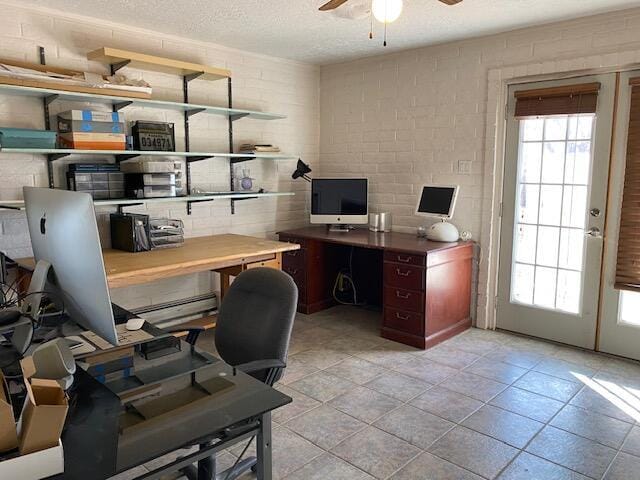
[310,178,368,226]
[415,185,459,220]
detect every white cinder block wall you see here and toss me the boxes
[3,3,640,324]
[320,7,640,327]
[0,3,319,308]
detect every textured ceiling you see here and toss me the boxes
[14,0,640,64]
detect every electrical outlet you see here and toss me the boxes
[458,160,472,174]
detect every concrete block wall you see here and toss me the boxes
[319,7,640,326]
[0,3,319,308]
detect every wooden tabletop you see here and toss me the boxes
[279,227,471,255]
[18,234,299,289]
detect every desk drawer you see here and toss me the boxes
[282,249,306,270]
[384,251,425,267]
[384,307,424,335]
[384,263,425,290]
[384,287,424,313]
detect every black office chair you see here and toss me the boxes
[177,267,298,480]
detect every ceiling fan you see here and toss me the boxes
[320,0,463,45]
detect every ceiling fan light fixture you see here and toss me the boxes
[371,0,403,24]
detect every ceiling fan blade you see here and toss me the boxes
[438,0,463,4]
[319,0,350,11]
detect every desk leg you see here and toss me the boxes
[256,412,272,480]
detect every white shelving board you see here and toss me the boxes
[0,192,295,211]
[0,148,296,160]
[0,83,287,121]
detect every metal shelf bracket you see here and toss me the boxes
[110,60,131,74]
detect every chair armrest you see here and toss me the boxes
[163,326,205,346]
[236,359,286,375]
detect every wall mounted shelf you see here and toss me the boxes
[0,84,287,121]
[87,47,231,81]
[0,147,295,163]
[0,46,295,216]
[0,191,295,213]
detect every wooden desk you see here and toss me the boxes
[279,227,474,349]
[17,233,299,289]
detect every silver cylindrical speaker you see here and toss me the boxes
[378,212,392,232]
[369,213,381,232]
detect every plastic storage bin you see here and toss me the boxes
[0,128,57,149]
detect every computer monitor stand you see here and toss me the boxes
[328,224,354,233]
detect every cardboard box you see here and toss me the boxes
[58,110,125,123]
[58,132,126,150]
[57,117,125,134]
[0,440,64,479]
[0,371,18,453]
[17,358,68,456]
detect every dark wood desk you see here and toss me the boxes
[278,227,474,349]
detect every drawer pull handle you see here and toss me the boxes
[396,268,411,277]
[396,291,410,299]
[397,255,412,263]
[396,312,410,321]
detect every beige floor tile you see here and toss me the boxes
[288,371,358,402]
[324,356,388,385]
[390,452,483,480]
[603,452,640,480]
[514,371,582,402]
[464,357,528,384]
[411,386,483,423]
[461,404,544,449]
[329,385,402,423]
[364,371,432,402]
[331,427,420,480]
[497,452,590,480]
[439,371,508,402]
[550,404,633,449]
[525,426,617,479]
[285,404,366,450]
[490,386,565,423]
[283,453,375,480]
[374,405,455,449]
[428,426,519,479]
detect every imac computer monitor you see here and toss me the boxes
[311,178,368,226]
[415,185,459,219]
[24,187,119,346]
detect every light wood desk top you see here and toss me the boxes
[18,234,299,289]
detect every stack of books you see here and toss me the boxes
[239,143,281,154]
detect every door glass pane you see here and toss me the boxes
[534,266,557,308]
[541,142,565,183]
[510,114,594,314]
[520,143,542,182]
[517,184,539,223]
[514,224,537,264]
[536,226,560,267]
[619,291,640,327]
[539,185,563,225]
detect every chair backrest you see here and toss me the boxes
[215,268,297,383]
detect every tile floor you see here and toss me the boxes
[113,306,640,480]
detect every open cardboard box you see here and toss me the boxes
[0,357,68,479]
[17,357,69,455]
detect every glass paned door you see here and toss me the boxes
[511,114,593,315]
[497,74,616,349]
[598,70,640,361]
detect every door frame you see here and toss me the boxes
[495,74,617,349]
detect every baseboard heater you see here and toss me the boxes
[129,293,218,329]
